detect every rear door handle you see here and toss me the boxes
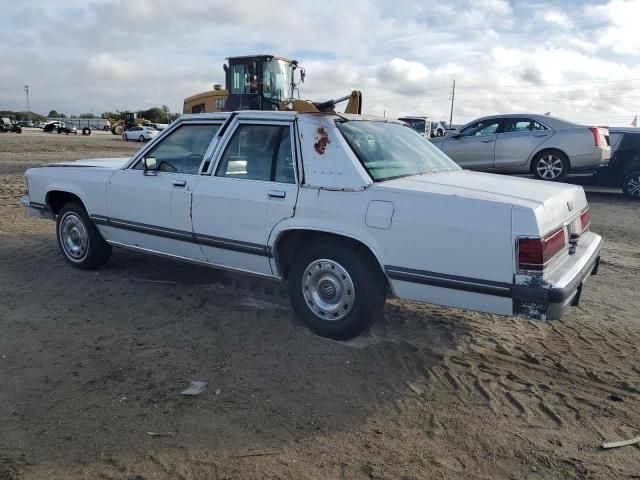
[268,190,286,199]
[481,139,494,143]
[172,180,187,187]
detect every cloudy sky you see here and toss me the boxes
[1,0,639,125]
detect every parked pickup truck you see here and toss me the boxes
[22,111,602,339]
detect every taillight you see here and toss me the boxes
[569,207,591,239]
[580,207,590,232]
[518,228,566,271]
[590,127,609,147]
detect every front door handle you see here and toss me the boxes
[172,180,187,187]
[481,139,494,143]
[534,134,549,137]
[268,190,286,199]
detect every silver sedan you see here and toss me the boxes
[431,114,611,180]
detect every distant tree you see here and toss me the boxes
[4,111,46,122]
[47,110,60,118]
[138,107,169,123]
[101,111,119,119]
[79,113,98,119]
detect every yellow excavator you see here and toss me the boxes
[183,54,362,115]
[108,112,150,135]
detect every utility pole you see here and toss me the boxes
[24,85,31,121]
[448,80,455,129]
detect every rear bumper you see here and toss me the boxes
[571,148,611,171]
[512,232,602,320]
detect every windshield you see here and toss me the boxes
[399,118,426,134]
[262,59,293,101]
[336,121,460,181]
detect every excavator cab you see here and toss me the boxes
[223,55,300,111]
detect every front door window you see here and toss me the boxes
[134,124,220,174]
[460,120,500,137]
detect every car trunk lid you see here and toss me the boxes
[380,170,588,234]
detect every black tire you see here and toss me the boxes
[622,170,640,200]
[532,150,569,181]
[288,240,385,340]
[82,127,91,135]
[139,135,145,142]
[56,202,112,270]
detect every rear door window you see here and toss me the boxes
[215,124,295,183]
[501,118,548,133]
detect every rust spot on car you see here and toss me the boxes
[314,126,330,155]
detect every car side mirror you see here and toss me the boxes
[143,157,157,175]
[451,133,462,139]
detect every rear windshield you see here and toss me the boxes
[336,120,460,181]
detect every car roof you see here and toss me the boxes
[458,113,582,130]
[180,111,403,124]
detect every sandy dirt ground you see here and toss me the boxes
[0,130,639,479]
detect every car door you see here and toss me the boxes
[493,118,553,170]
[125,126,136,140]
[439,119,500,170]
[103,121,222,260]
[191,120,298,276]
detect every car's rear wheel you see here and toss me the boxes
[532,151,569,180]
[139,135,145,142]
[622,170,640,200]
[288,240,385,340]
[56,203,112,270]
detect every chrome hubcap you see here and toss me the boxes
[60,213,88,261]
[627,175,640,197]
[302,259,355,321]
[536,155,564,179]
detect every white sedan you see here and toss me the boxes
[123,125,157,142]
[22,111,602,339]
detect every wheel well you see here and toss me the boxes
[530,148,570,173]
[46,191,84,216]
[274,229,389,284]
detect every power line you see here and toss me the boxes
[366,77,640,102]
[450,86,640,97]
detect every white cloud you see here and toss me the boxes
[587,0,640,55]
[0,0,638,126]
[543,11,572,27]
[377,59,431,95]
[86,53,139,82]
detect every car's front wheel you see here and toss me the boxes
[532,151,569,180]
[56,202,112,270]
[288,240,385,339]
[623,170,640,199]
[139,135,145,142]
